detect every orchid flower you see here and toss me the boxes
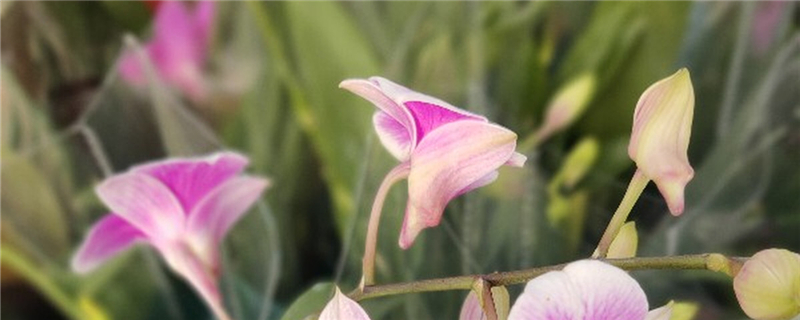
[119,0,214,101]
[340,77,525,285]
[733,249,800,320]
[508,260,672,320]
[628,68,695,215]
[319,287,372,320]
[72,152,268,320]
[340,77,526,249]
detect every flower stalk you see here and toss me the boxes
[593,169,650,258]
[361,162,411,287]
[349,253,743,302]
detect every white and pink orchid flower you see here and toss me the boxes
[119,0,214,101]
[340,77,526,250]
[508,260,672,320]
[72,152,268,320]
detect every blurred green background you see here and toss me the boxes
[1,1,798,319]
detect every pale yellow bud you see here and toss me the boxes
[734,249,800,320]
[629,68,695,215]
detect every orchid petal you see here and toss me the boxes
[193,0,215,49]
[95,172,185,239]
[508,260,649,320]
[152,0,201,62]
[373,111,414,161]
[159,243,226,319]
[71,214,146,273]
[645,302,674,320]
[341,77,488,156]
[460,290,486,320]
[133,152,248,213]
[370,77,486,124]
[506,152,527,167]
[340,78,417,156]
[734,249,800,320]
[186,176,269,264]
[400,121,518,249]
[629,68,695,215]
[404,101,486,143]
[319,287,371,320]
[367,77,485,142]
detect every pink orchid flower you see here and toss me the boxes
[119,0,214,101]
[319,287,372,320]
[508,260,672,320]
[72,152,268,320]
[340,77,526,249]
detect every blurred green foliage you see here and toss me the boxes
[1,1,798,320]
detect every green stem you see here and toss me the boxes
[349,253,740,301]
[1,244,83,320]
[361,162,411,286]
[593,169,650,258]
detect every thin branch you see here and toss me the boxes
[349,253,743,302]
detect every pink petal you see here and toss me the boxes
[368,77,486,142]
[506,152,527,167]
[373,111,413,161]
[369,77,486,124]
[459,290,485,320]
[152,1,201,61]
[193,0,215,50]
[508,260,649,320]
[459,171,499,197]
[95,172,185,240]
[186,176,269,264]
[340,78,418,158]
[149,0,209,99]
[405,101,486,143]
[132,152,249,213]
[400,121,518,249]
[71,214,146,273]
[158,242,226,319]
[319,287,372,320]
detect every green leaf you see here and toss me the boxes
[281,2,381,233]
[280,282,334,320]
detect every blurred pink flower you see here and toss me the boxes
[752,1,788,55]
[119,0,214,100]
[508,260,672,320]
[340,77,526,249]
[72,152,268,320]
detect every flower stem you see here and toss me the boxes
[593,169,650,258]
[362,162,411,286]
[348,254,741,301]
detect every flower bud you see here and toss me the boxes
[629,68,695,215]
[734,249,800,320]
